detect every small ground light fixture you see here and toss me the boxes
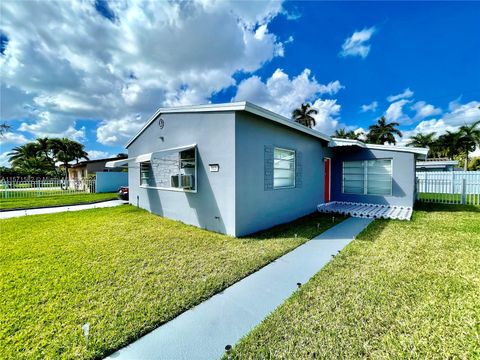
[225,344,232,359]
[294,233,298,238]
[82,323,90,347]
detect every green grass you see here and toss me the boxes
[0,192,117,210]
[229,204,480,359]
[0,206,343,359]
[418,192,480,205]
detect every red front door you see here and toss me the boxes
[324,158,331,203]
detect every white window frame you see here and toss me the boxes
[140,162,150,186]
[140,147,198,193]
[273,147,296,189]
[342,159,393,196]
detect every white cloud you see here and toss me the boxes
[387,88,414,102]
[339,26,376,59]
[411,101,442,120]
[0,151,10,167]
[0,131,29,145]
[398,100,480,147]
[234,68,343,116]
[0,0,288,147]
[86,150,112,160]
[96,115,145,146]
[311,99,341,134]
[385,99,411,123]
[319,80,344,95]
[18,112,85,141]
[360,101,378,112]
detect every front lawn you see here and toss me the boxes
[230,204,480,359]
[0,206,343,359]
[0,192,117,210]
[418,192,480,205]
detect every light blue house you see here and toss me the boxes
[107,102,428,236]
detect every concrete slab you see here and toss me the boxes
[106,217,373,360]
[0,200,127,219]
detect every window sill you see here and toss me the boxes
[273,186,296,190]
[140,185,197,193]
[342,192,393,197]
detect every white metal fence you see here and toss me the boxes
[416,171,480,205]
[0,179,96,199]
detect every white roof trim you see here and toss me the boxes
[125,101,330,148]
[329,138,429,158]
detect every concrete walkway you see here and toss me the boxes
[107,217,373,360]
[0,200,127,219]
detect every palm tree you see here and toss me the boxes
[407,132,436,148]
[34,137,54,163]
[50,138,89,180]
[334,128,363,140]
[7,143,39,168]
[0,122,11,136]
[292,103,318,128]
[366,116,403,145]
[333,128,348,138]
[458,120,480,171]
[436,130,462,159]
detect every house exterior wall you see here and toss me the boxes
[127,111,237,235]
[330,146,416,207]
[234,111,327,236]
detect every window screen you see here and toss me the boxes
[140,162,150,186]
[273,148,295,188]
[342,159,392,196]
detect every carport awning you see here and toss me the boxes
[106,144,197,167]
[105,158,133,168]
[134,144,197,163]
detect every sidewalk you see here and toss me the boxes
[0,200,127,219]
[107,217,373,360]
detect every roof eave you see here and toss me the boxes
[329,138,429,159]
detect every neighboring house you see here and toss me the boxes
[416,158,459,172]
[107,102,427,237]
[68,156,127,180]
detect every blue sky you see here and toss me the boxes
[1,1,479,165]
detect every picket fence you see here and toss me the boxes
[0,179,96,199]
[416,171,480,205]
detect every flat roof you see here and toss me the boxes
[416,160,458,167]
[125,101,331,148]
[329,138,429,159]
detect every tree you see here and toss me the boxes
[49,138,89,180]
[333,128,348,138]
[334,128,362,140]
[7,143,39,168]
[468,157,480,171]
[366,116,403,145]
[458,120,480,171]
[35,137,52,161]
[292,103,318,128]
[0,122,11,136]
[407,132,436,148]
[436,130,462,159]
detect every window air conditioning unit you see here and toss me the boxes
[170,174,194,189]
[170,174,180,188]
[181,175,194,189]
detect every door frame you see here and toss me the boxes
[324,157,331,203]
